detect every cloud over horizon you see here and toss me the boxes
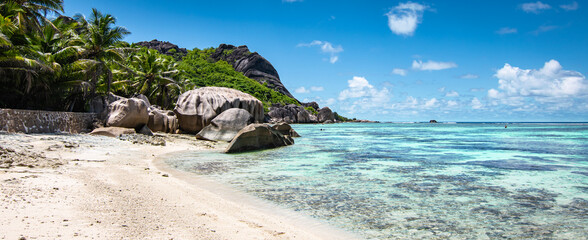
[488,60,587,109]
[297,40,343,63]
[386,2,428,36]
[337,76,391,114]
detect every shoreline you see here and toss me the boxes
[0,132,357,239]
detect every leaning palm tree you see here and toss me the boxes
[75,8,129,95]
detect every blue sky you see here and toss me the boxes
[63,0,588,122]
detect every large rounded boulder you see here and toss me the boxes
[196,108,253,142]
[225,124,294,153]
[174,87,264,133]
[105,98,149,129]
[318,107,335,123]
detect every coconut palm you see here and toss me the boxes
[0,0,64,34]
[75,8,129,95]
[115,48,180,108]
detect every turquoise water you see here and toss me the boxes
[167,123,588,239]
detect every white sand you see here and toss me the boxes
[0,133,357,239]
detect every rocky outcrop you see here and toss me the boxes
[318,107,335,123]
[268,104,317,124]
[210,44,296,100]
[174,87,264,133]
[272,122,300,137]
[196,108,253,142]
[301,101,319,111]
[135,39,188,59]
[225,124,294,153]
[90,127,136,138]
[148,106,178,133]
[105,97,149,130]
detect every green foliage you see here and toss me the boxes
[0,2,298,113]
[179,48,299,110]
[305,106,318,115]
[334,112,351,122]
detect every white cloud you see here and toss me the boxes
[339,76,387,100]
[488,60,587,107]
[392,68,408,76]
[337,76,391,114]
[521,1,551,13]
[295,87,310,94]
[531,25,558,35]
[438,87,446,92]
[496,27,518,35]
[412,60,457,71]
[446,91,459,97]
[460,74,479,79]
[310,86,324,92]
[447,100,458,107]
[298,40,343,64]
[283,0,302,2]
[295,86,324,94]
[386,2,428,36]
[424,98,438,108]
[471,97,483,109]
[560,2,579,11]
[325,98,336,106]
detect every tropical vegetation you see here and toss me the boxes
[0,0,299,112]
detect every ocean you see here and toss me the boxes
[166,123,588,239]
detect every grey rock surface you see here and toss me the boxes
[225,124,294,153]
[196,108,253,142]
[174,87,264,133]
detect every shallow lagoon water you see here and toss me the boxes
[167,123,588,239]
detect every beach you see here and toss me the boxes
[0,132,355,240]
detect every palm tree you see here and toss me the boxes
[116,48,180,108]
[75,8,129,95]
[0,0,64,34]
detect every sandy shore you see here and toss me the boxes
[0,132,356,240]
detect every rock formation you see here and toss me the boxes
[225,124,294,153]
[301,101,319,111]
[268,104,317,124]
[135,39,188,59]
[318,107,335,123]
[210,44,296,100]
[272,122,300,137]
[148,106,179,133]
[174,87,264,133]
[90,127,136,138]
[105,97,149,130]
[196,108,253,142]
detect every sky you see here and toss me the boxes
[63,0,588,122]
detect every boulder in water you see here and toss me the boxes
[271,122,300,137]
[225,124,294,153]
[196,108,253,142]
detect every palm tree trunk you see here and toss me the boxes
[106,67,113,94]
